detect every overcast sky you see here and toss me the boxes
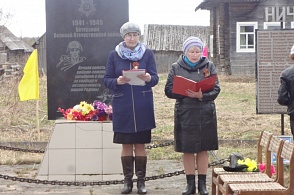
[0,0,209,37]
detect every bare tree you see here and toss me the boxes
[0,8,13,31]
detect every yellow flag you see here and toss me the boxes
[18,49,39,101]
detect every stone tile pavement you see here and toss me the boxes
[0,160,213,195]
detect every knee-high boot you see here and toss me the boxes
[135,156,147,194]
[198,174,209,195]
[182,174,196,195]
[121,156,134,194]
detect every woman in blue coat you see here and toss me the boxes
[103,22,159,194]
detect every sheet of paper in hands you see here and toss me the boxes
[122,69,146,86]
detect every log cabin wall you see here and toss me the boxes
[32,34,47,76]
[144,24,210,73]
[196,0,294,75]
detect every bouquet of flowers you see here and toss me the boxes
[58,100,112,121]
[237,158,259,172]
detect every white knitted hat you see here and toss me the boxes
[120,22,141,38]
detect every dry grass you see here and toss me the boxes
[0,74,291,164]
[151,74,291,161]
[0,76,54,142]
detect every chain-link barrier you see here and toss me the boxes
[145,140,174,149]
[0,141,229,186]
[0,170,187,186]
[0,145,44,153]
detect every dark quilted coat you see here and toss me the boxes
[164,55,220,153]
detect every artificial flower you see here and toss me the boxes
[270,164,276,175]
[92,100,113,121]
[258,163,266,173]
[258,163,276,176]
[80,101,94,115]
[58,100,112,121]
[238,158,258,172]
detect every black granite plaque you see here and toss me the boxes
[256,29,294,114]
[46,0,128,119]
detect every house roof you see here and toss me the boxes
[195,0,266,11]
[32,33,45,48]
[0,26,34,52]
[143,24,209,51]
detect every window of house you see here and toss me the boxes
[236,22,258,52]
[291,22,294,28]
[264,22,285,29]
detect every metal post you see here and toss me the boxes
[281,114,285,135]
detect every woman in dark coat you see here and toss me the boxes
[164,36,220,195]
[277,45,294,139]
[103,22,159,194]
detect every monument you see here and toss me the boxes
[38,0,129,181]
[46,0,128,119]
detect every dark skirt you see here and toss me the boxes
[113,130,151,144]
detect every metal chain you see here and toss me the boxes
[209,158,229,167]
[145,141,174,149]
[0,159,229,186]
[0,170,185,186]
[0,141,175,153]
[0,145,44,153]
[0,141,229,186]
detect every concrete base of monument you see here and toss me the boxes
[36,120,122,181]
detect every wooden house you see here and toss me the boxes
[143,24,210,73]
[0,26,34,78]
[196,0,294,75]
[32,33,47,76]
[0,26,34,65]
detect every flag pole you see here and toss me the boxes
[36,99,40,141]
[18,49,40,140]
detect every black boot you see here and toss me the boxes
[182,175,196,195]
[135,156,147,194]
[121,156,134,194]
[198,174,209,195]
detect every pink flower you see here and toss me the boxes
[258,163,266,173]
[270,165,276,175]
[258,163,276,177]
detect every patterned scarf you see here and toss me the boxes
[115,42,146,61]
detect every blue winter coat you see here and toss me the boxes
[103,48,159,133]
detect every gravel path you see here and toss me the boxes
[0,160,213,195]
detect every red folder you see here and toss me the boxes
[172,74,217,96]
